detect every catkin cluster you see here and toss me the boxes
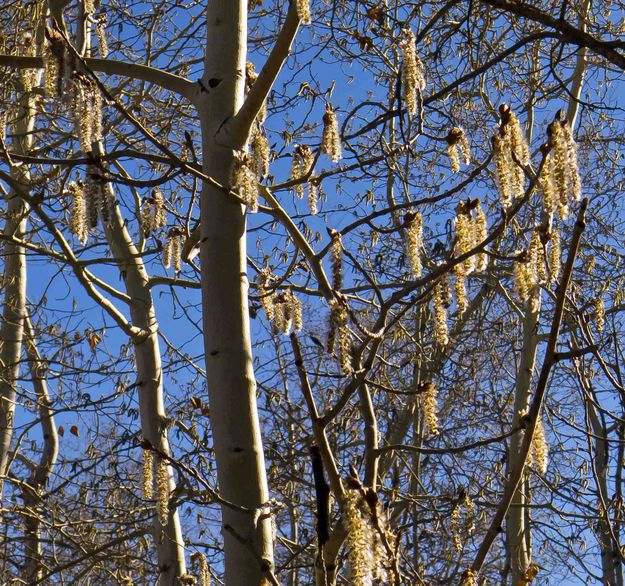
[190,553,211,586]
[421,382,439,435]
[453,200,488,313]
[267,289,303,336]
[96,15,109,57]
[328,298,351,375]
[43,29,74,99]
[20,33,37,92]
[514,228,560,310]
[296,0,311,25]
[460,569,478,586]
[331,230,343,290]
[156,456,170,526]
[74,75,103,152]
[432,276,451,347]
[404,212,423,278]
[529,415,549,474]
[163,228,183,272]
[492,104,530,208]
[594,297,605,331]
[321,103,342,163]
[250,128,270,179]
[450,489,475,551]
[0,110,6,141]
[542,115,582,218]
[85,165,113,227]
[142,449,154,499]
[447,127,471,173]
[68,181,89,244]
[141,188,167,235]
[343,490,388,586]
[230,150,258,212]
[399,28,425,117]
[245,62,266,124]
[291,145,318,213]
[142,449,170,526]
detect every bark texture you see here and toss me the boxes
[199,1,274,583]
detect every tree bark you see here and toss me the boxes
[199,2,274,583]
[102,177,187,585]
[0,88,36,496]
[21,314,59,583]
[506,304,539,585]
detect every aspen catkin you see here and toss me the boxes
[422,382,439,435]
[231,151,258,212]
[296,0,311,25]
[447,127,470,173]
[594,297,605,331]
[69,181,88,244]
[400,28,425,117]
[432,278,450,346]
[321,103,342,163]
[331,230,343,290]
[344,490,375,586]
[473,201,488,272]
[143,449,154,499]
[405,212,423,278]
[251,129,270,179]
[97,15,109,58]
[156,456,169,526]
[549,229,561,283]
[291,145,314,200]
[191,553,211,586]
[530,416,549,474]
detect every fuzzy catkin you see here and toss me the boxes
[543,117,582,218]
[432,278,450,346]
[231,151,258,212]
[163,230,182,272]
[69,181,88,244]
[143,449,154,499]
[86,165,103,228]
[493,105,530,208]
[76,81,93,151]
[296,0,311,25]
[251,130,270,179]
[291,145,314,200]
[191,553,211,586]
[321,103,342,163]
[331,231,343,290]
[156,457,169,526]
[270,290,302,336]
[530,416,549,474]
[344,490,375,586]
[405,212,423,278]
[399,28,425,117]
[329,299,351,374]
[43,46,59,98]
[473,201,488,272]
[549,229,561,282]
[422,382,439,435]
[96,16,109,57]
[447,127,470,173]
[142,189,167,235]
[594,297,605,331]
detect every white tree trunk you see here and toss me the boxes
[506,304,540,584]
[21,314,59,583]
[0,89,36,495]
[199,2,274,583]
[103,180,187,585]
